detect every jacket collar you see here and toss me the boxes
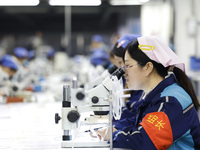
[142,74,176,105]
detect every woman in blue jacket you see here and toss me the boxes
[96,36,200,149]
[111,34,144,124]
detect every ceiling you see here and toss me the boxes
[0,0,141,33]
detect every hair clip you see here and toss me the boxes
[138,45,154,51]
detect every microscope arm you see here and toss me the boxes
[89,64,118,89]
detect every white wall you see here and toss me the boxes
[141,0,200,72]
[174,0,197,72]
[141,0,172,44]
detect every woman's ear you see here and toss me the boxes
[144,62,154,76]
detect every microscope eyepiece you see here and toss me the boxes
[108,64,118,74]
[112,68,125,80]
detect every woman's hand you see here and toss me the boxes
[95,127,117,141]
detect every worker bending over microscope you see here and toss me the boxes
[95,36,200,149]
[55,36,200,149]
[0,51,37,103]
[0,54,18,99]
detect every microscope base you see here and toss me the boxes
[61,141,110,148]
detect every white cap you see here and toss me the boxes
[137,36,185,72]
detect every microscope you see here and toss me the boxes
[55,68,125,148]
[89,64,118,89]
[0,71,35,103]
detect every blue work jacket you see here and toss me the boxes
[113,90,144,129]
[113,76,144,124]
[113,74,200,150]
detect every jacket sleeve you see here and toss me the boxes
[113,117,136,130]
[113,126,156,150]
[113,112,173,150]
[113,97,183,150]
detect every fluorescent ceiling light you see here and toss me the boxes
[110,0,149,6]
[49,0,101,6]
[0,0,40,6]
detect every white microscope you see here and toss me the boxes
[88,64,118,89]
[55,68,125,149]
[0,68,34,103]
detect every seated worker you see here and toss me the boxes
[12,47,40,92]
[13,47,29,66]
[12,47,29,82]
[111,34,144,125]
[0,54,18,80]
[90,48,110,69]
[0,54,18,96]
[96,36,200,149]
[89,34,109,54]
[45,48,56,75]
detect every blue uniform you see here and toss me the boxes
[113,76,144,126]
[113,74,200,150]
[113,90,144,129]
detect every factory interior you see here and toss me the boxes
[0,0,200,149]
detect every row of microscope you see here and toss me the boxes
[0,33,117,105]
[0,45,125,148]
[0,35,132,149]
[0,43,124,104]
[0,46,56,103]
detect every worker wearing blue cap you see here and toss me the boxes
[13,47,28,65]
[89,34,109,54]
[112,34,140,68]
[28,50,36,61]
[0,54,18,97]
[92,35,103,43]
[12,47,30,83]
[0,54,18,78]
[47,48,55,61]
[90,48,110,68]
[110,34,144,127]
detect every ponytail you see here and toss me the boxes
[173,67,200,110]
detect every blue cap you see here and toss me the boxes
[47,49,55,57]
[90,48,109,66]
[28,50,36,59]
[0,54,18,70]
[117,34,140,49]
[13,47,28,58]
[92,35,103,43]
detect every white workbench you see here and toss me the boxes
[0,91,62,150]
[0,90,129,150]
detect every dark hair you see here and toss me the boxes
[111,42,125,58]
[123,40,200,110]
[10,68,17,72]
